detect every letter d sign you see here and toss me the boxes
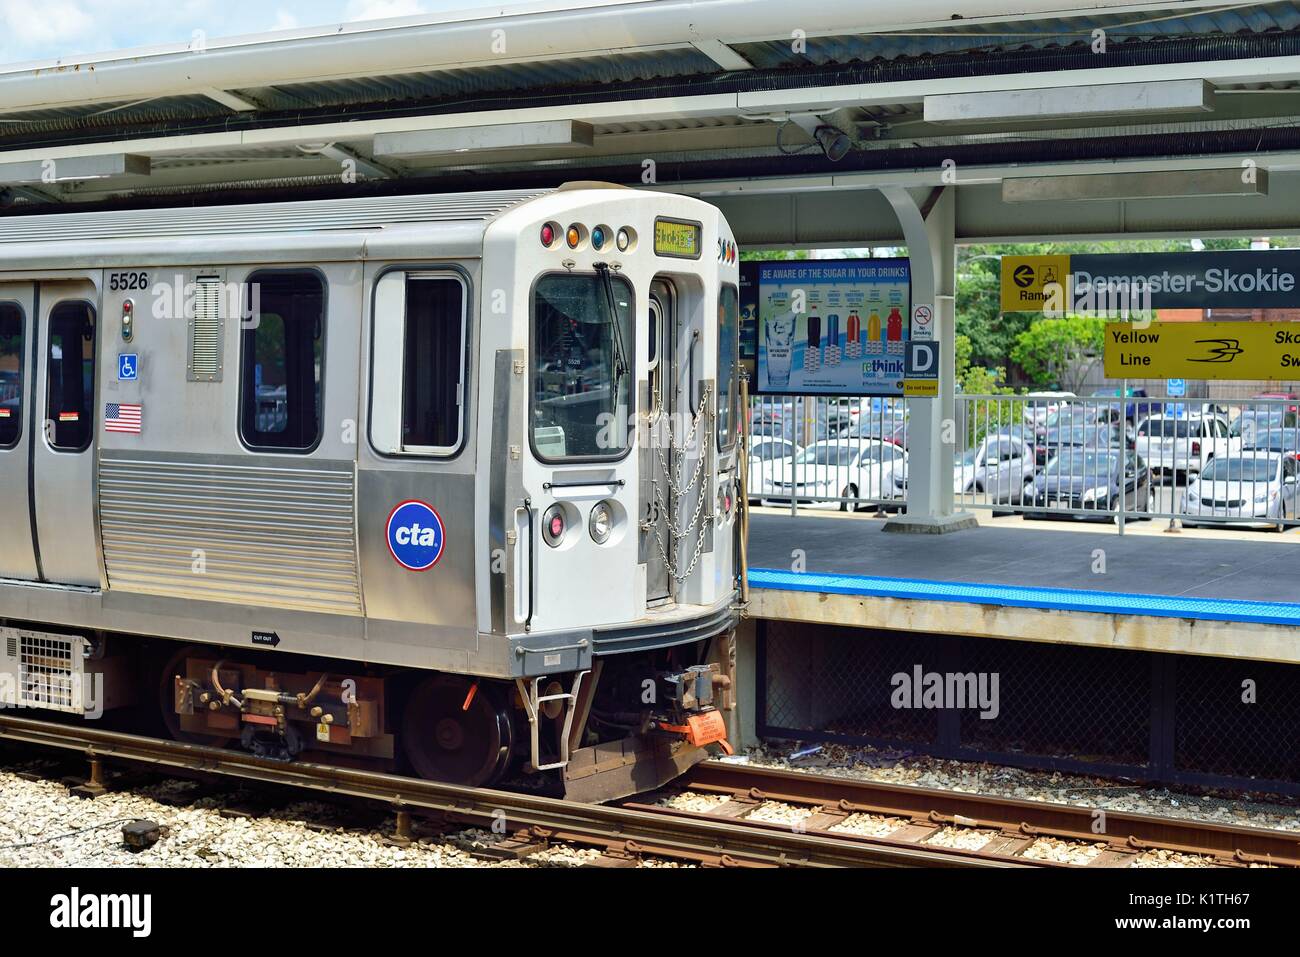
[905,341,938,379]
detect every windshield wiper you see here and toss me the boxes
[594,262,630,394]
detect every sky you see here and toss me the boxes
[0,0,511,65]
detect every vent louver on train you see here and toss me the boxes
[0,628,86,714]
[187,275,225,382]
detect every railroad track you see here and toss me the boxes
[0,715,1020,868]
[622,762,1300,868]
[9,715,1288,868]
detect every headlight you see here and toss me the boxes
[1081,486,1109,503]
[589,501,613,544]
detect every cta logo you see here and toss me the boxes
[386,500,446,571]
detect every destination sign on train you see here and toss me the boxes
[654,217,702,259]
[1003,250,1300,312]
[1104,321,1300,379]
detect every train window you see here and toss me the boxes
[531,272,633,460]
[0,303,22,447]
[240,271,325,452]
[401,276,465,451]
[45,301,96,452]
[717,284,739,452]
[369,270,467,457]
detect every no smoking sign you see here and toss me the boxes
[911,303,934,340]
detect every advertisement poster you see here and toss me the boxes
[756,259,911,396]
[739,260,760,379]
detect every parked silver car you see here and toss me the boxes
[889,433,1036,508]
[1180,452,1299,529]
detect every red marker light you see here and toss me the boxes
[550,515,564,537]
[540,223,556,247]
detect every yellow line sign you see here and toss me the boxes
[1104,322,1300,379]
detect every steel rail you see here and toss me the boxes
[679,763,1300,867]
[0,715,1022,868]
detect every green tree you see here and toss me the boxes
[1011,315,1105,392]
[740,249,810,262]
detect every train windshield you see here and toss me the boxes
[532,272,634,460]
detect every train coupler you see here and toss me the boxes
[656,710,733,754]
[653,663,733,752]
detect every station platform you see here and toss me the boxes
[745,513,1300,665]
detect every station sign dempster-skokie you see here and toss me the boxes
[1002,250,1300,313]
[1104,321,1300,379]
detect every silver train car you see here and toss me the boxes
[0,183,743,800]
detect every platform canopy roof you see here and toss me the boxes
[5,0,1300,242]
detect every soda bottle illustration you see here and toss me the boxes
[846,311,861,359]
[886,307,903,354]
[826,314,841,367]
[866,308,882,355]
[803,309,822,374]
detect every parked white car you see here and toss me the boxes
[1134,413,1239,476]
[747,437,799,503]
[761,439,907,510]
[1179,452,1299,529]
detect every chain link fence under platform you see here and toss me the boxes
[759,620,1300,795]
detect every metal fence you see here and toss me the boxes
[759,620,1300,795]
[748,392,1300,531]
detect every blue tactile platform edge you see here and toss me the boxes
[748,568,1300,627]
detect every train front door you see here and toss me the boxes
[640,280,677,603]
[32,280,101,587]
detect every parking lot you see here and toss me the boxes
[748,392,1300,534]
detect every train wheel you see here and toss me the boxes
[402,675,514,786]
[157,645,232,747]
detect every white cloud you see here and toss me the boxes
[0,0,97,52]
[0,0,511,65]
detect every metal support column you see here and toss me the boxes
[880,185,976,534]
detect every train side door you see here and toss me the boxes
[0,283,38,580]
[31,280,101,587]
[640,283,674,602]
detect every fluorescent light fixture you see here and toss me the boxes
[0,153,150,185]
[1002,167,1268,204]
[925,80,1214,124]
[373,120,594,159]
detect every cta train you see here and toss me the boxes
[0,183,743,801]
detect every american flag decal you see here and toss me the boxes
[105,402,142,434]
